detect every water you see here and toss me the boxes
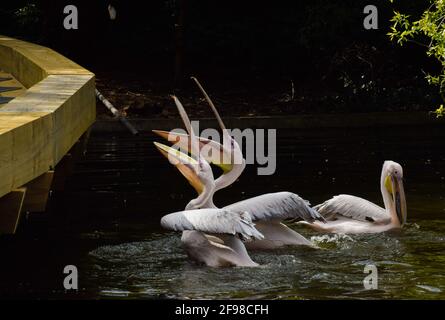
[1,124,444,299]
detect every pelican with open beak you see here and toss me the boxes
[153,77,246,192]
[300,161,407,234]
[155,96,263,267]
[155,90,324,250]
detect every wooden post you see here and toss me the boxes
[22,171,55,213]
[0,188,26,234]
[51,154,74,192]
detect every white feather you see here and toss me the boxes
[314,194,390,223]
[225,191,325,222]
[160,208,264,240]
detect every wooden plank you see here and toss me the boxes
[0,36,93,88]
[0,75,93,113]
[0,36,96,201]
[50,76,96,163]
[0,188,26,234]
[0,97,14,104]
[0,112,54,198]
[0,71,25,98]
[0,73,95,145]
[0,41,45,88]
[22,171,54,213]
[0,42,13,78]
[0,129,13,195]
[0,75,95,198]
[0,86,21,93]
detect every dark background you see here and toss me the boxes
[1,2,445,300]
[0,0,440,116]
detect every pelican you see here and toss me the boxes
[153,76,246,192]
[154,82,324,249]
[299,161,407,234]
[156,96,263,267]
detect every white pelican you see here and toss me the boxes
[299,161,407,234]
[161,209,263,267]
[156,96,263,267]
[155,88,324,250]
[153,76,246,192]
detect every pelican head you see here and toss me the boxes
[381,160,407,227]
[153,78,246,192]
[154,142,215,210]
[191,76,246,190]
[155,95,218,210]
[151,129,235,174]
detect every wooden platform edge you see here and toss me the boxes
[0,188,26,234]
[0,36,96,231]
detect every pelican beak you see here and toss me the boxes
[152,130,233,173]
[152,129,195,157]
[153,142,204,194]
[391,175,407,226]
[152,130,187,145]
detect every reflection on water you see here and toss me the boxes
[0,125,444,299]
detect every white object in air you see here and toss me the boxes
[108,5,116,20]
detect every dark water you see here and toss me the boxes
[1,124,444,299]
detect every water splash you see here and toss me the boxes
[416,285,442,293]
[310,233,355,249]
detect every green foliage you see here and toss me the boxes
[14,3,40,27]
[0,2,42,41]
[433,104,445,117]
[388,0,445,117]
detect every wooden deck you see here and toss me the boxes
[0,36,96,233]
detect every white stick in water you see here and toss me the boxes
[95,89,138,135]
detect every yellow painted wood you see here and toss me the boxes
[0,188,26,234]
[0,36,96,200]
[0,36,93,88]
[0,112,52,194]
[0,75,95,196]
[0,112,54,195]
[22,171,54,213]
[0,71,25,98]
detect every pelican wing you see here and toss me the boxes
[161,208,264,240]
[224,192,325,223]
[314,194,390,223]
